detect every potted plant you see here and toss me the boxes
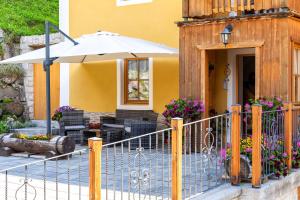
[52,106,75,122]
[162,98,204,151]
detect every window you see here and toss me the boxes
[124,58,149,105]
[294,48,300,102]
[117,0,152,6]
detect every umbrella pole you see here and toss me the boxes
[43,21,78,138]
[44,21,52,137]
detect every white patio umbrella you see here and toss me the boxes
[0,27,178,135]
[0,31,178,64]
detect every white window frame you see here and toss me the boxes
[117,0,152,7]
[117,58,153,110]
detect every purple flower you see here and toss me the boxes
[283,152,288,158]
[267,101,274,108]
[269,155,275,160]
[220,149,226,160]
[297,141,300,148]
[245,148,252,153]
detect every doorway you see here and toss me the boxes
[237,55,255,106]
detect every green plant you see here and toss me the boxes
[0,121,9,134]
[52,106,75,121]
[162,98,204,125]
[0,64,25,86]
[0,0,58,36]
[0,98,14,104]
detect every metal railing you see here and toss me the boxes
[182,113,232,199]
[0,149,88,200]
[261,110,286,178]
[101,128,173,200]
[292,107,300,149]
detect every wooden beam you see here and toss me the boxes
[197,41,265,50]
[200,49,209,118]
[171,118,183,200]
[182,0,190,18]
[89,138,102,200]
[284,103,293,170]
[231,105,241,185]
[252,105,262,188]
[255,47,262,99]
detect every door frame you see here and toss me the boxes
[197,41,264,116]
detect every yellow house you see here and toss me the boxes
[55,0,181,120]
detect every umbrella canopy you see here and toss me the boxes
[0,31,178,64]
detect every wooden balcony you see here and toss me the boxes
[183,0,300,19]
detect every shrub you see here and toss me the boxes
[52,106,75,121]
[162,98,204,125]
[0,121,9,134]
[0,64,25,85]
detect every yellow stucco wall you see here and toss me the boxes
[69,0,180,113]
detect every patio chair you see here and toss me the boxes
[59,110,89,144]
[99,110,158,143]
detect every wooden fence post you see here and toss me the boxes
[231,105,241,185]
[171,118,183,200]
[284,103,293,170]
[252,105,262,188]
[89,137,102,200]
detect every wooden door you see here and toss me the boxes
[34,64,60,120]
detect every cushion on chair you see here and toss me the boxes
[65,125,86,130]
[102,124,124,129]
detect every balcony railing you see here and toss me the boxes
[182,0,295,19]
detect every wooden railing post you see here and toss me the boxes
[284,102,293,170]
[171,118,183,200]
[89,137,102,200]
[231,105,241,185]
[252,105,262,188]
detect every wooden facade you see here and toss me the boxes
[179,2,300,115]
[183,0,300,18]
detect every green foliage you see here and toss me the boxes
[0,0,59,36]
[0,64,25,85]
[0,121,9,134]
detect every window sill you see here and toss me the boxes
[117,0,152,7]
[117,104,152,110]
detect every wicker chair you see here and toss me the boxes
[59,110,89,144]
[100,110,158,143]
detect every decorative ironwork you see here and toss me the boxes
[130,147,150,200]
[15,177,37,200]
[202,127,219,181]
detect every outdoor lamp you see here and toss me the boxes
[221,24,233,46]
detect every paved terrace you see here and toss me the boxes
[0,145,228,200]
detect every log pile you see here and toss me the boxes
[0,134,76,158]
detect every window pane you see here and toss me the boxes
[128,81,139,100]
[139,60,149,79]
[139,80,149,100]
[128,60,138,79]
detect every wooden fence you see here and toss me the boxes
[88,102,299,199]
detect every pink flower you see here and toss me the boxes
[245,148,252,153]
[283,152,288,158]
[269,155,275,160]
[297,141,300,148]
[220,149,226,160]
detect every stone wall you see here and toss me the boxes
[191,169,300,200]
[19,33,63,119]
